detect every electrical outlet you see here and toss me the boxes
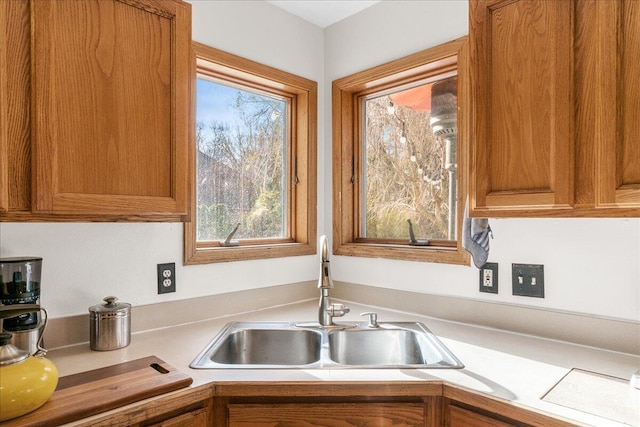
[479,262,498,294]
[512,263,544,298]
[157,263,176,294]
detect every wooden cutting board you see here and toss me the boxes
[2,355,193,427]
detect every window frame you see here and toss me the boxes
[184,42,317,264]
[332,37,470,265]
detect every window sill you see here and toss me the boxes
[184,241,316,265]
[334,242,470,266]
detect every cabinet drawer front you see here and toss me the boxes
[448,405,515,427]
[145,407,208,427]
[228,403,426,427]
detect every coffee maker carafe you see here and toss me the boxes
[0,257,44,353]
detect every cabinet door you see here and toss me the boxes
[469,0,574,216]
[447,405,515,427]
[30,0,191,217]
[227,403,426,427]
[0,0,30,213]
[144,407,208,427]
[592,0,640,209]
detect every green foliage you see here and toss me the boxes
[197,203,234,241]
[247,189,283,238]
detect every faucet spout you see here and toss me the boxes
[317,235,349,326]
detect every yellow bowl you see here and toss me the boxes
[0,355,58,421]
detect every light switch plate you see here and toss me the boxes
[512,263,544,298]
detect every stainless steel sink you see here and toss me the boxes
[190,321,463,369]
[328,324,463,368]
[210,327,322,365]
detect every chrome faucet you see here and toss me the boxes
[318,235,349,326]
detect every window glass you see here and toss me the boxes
[196,78,287,242]
[362,76,458,242]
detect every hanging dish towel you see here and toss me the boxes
[462,197,492,268]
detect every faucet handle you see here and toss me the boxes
[327,303,350,318]
[361,312,379,328]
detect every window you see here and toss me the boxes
[332,37,470,264]
[185,43,317,264]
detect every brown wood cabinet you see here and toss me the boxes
[141,407,209,427]
[214,382,444,427]
[469,0,640,217]
[0,0,192,222]
[575,0,640,212]
[443,386,579,427]
[446,405,515,427]
[227,403,427,427]
[54,382,582,427]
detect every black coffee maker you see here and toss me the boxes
[0,257,43,351]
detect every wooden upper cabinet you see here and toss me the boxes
[581,0,640,210]
[0,0,192,221]
[614,1,640,208]
[0,0,31,214]
[469,0,574,216]
[469,0,640,217]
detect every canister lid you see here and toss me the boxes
[89,296,131,314]
[0,257,43,263]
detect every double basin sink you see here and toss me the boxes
[190,321,464,369]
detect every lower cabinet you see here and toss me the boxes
[443,386,579,427]
[227,402,427,427]
[142,407,209,427]
[69,382,580,426]
[210,383,581,427]
[214,382,443,427]
[446,404,516,427]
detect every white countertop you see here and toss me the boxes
[47,300,639,427]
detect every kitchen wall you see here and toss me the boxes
[1,0,638,324]
[0,1,324,318]
[325,0,640,322]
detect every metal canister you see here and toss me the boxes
[89,296,131,351]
